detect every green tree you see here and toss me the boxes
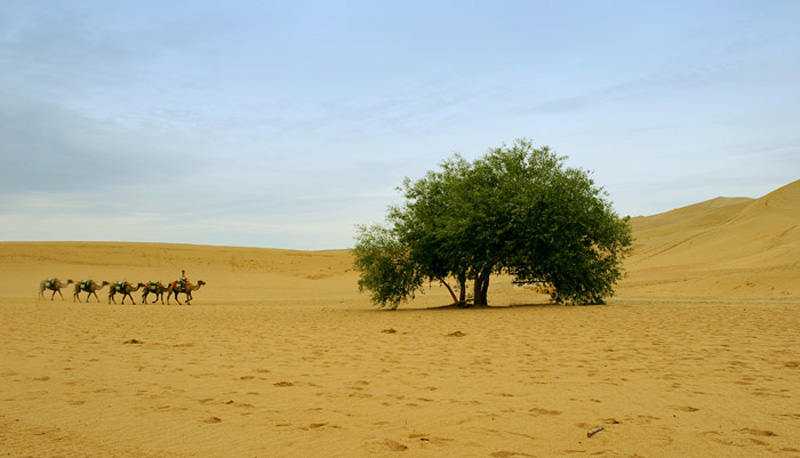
[352,224,424,309]
[353,138,632,308]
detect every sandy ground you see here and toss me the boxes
[2,180,799,457]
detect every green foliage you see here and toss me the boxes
[353,138,632,308]
[352,224,424,309]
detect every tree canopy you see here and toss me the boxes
[353,139,632,309]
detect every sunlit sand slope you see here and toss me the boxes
[619,179,800,300]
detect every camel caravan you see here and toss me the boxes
[38,275,206,305]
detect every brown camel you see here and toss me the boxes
[39,278,74,300]
[73,280,110,303]
[167,280,206,305]
[108,281,145,304]
[142,281,168,304]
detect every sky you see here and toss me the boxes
[1,1,798,250]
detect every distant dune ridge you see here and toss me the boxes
[620,179,800,300]
[2,181,800,457]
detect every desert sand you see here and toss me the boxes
[1,180,799,457]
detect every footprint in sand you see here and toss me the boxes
[490,452,536,458]
[364,439,408,453]
[673,405,700,412]
[408,434,453,447]
[529,407,561,416]
[739,427,777,437]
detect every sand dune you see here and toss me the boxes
[2,180,800,457]
[619,179,800,300]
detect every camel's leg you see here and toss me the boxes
[50,289,57,301]
[174,291,182,305]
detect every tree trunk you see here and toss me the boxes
[473,268,491,306]
[438,277,460,304]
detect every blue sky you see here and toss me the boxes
[1,1,798,249]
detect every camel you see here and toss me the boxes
[73,280,110,303]
[142,281,169,304]
[108,281,145,305]
[39,278,74,300]
[167,280,206,305]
